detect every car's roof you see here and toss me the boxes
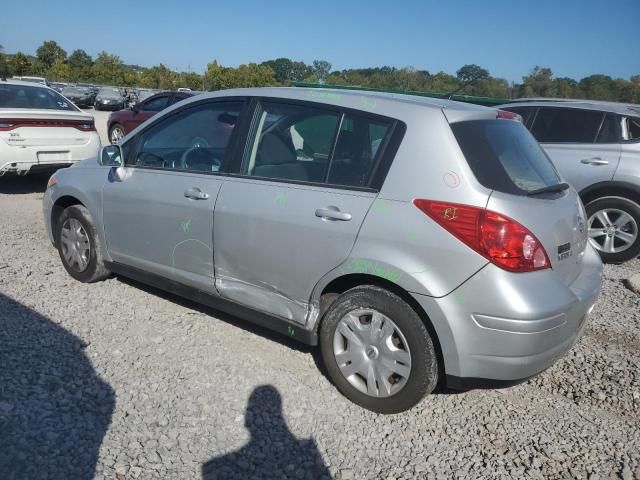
[190,87,492,113]
[502,98,640,117]
[2,79,52,88]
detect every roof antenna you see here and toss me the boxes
[443,72,486,100]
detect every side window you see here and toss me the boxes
[530,107,604,143]
[139,95,170,112]
[595,113,621,143]
[327,114,392,187]
[626,117,640,141]
[501,106,536,126]
[128,101,243,172]
[244,102,340,183]
[169,94,188,105]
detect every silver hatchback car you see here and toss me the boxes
[500,100,640,264]
[44,88,603,413]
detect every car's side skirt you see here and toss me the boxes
[104,261,318,346]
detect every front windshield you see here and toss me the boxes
[98,88,122,98]
[62,87,90,95]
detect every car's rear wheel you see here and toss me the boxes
[109,123,125,144]
[319,285,439,414]
[586,196,640,263]
[56,205,110,283]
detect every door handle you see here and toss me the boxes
[315,206,352,221]
[580,157,609,166]
[184,187,209,200]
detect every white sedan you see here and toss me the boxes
[0,79,101,176]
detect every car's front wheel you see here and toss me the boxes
[319,285,439,414]
[586,196,640,263]
[109,123,125,144]
[56,205,110,283]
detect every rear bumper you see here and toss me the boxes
[412,244,603,385]
[0,134,101,176]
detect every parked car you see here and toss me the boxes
[136,89,157,103]
[50,82,67,93]
[107,90,194,144]
[61,86,95,108]
[12,76,50,87]
[94,87,126,111]
[43,88,602,413]
[499,100,640,263]
[0,79,100,176]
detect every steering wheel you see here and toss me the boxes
[179,137,223,172]
[179,137,207,167]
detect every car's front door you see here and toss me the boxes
[213,100,395,323]
[530,107,621,192]
[102,99,246,293]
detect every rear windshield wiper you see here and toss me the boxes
[526,182,570,196]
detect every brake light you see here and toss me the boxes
[0,119,95,131]
[413,200,550,272]
[496,109,520,120]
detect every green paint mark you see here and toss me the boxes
[180,219,191,233]
[405,231,418,242]
[275,192,287,205]
[308,90,341,101]
[345,259,399,283]
[360,97,377,109]
[374,199,389,212]
[453,291,464,303]
[287,326,295,336]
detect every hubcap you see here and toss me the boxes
[110,127,124,144]
[587,208,638,254]
[60,218,91,272]
[333,309,411,398]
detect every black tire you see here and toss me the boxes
[109,123,125,145]
[319,285,439,414]
[585,196,640,264]
[56,205,111,283]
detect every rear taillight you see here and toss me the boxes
[0,119,95,131]
[413,200,550,273]
[496,109,520,121]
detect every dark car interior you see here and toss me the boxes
[250,112,390,187]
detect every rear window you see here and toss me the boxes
[595,113,621,143]
[451,119,561,195]
[0,84,78,111]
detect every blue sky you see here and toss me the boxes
[1,0,638,82]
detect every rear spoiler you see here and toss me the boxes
[442,107,523,124]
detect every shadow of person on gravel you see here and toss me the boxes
[0,172,51,194]
[0,293,115,479]
[201,385,331,480]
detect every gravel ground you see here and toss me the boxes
[1,171,639,479]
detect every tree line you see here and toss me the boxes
[1,40,638,103]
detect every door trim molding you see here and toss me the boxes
[104,261,319,346]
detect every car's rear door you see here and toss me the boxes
[213,99,397,323]
[529,107,621,192]
[102,98,246,293]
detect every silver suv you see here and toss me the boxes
[43,88,602,413]
[500,100,640,263]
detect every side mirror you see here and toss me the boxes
[131,104,139,112]
[100,144,123,166]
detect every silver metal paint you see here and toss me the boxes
[213,176,375,324]
[43,87,605,384]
